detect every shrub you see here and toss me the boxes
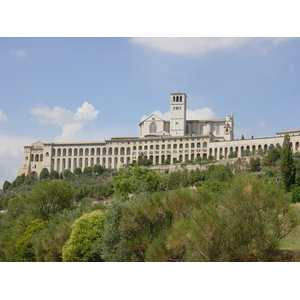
[62,210,105,262]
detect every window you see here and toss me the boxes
[149,122,157,133]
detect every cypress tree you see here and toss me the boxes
[281,134,296,191]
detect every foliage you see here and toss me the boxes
[228,151,237,158]
[83,167,93,175]
[187,175,299,261]
[14,218,47,262]
[113,166,159,197]
[137,154,153,166]
[28,181,74,220]
[62,210,105,262]
[74,167,82,175]
[40,168,50,180]
[207,165,233,182]
[281,134,296,191]
[49,170,60,179]
[3,180,12,191]
[33,208,85,262]
[249,157,261,172]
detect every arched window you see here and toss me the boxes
[149,122,157,133]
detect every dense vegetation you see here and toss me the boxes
[1,134,300,262]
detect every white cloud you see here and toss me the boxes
[0,109,8,122]
[130,37,291,58]
[9,49,27,58]
[0,134,33,188]
[187,108,216,120]
[141,107,216,122]
[30,102,100,142]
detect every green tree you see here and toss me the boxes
[137,154,153,166]
[39,168,50,180]
[249,157,261,172]
[83,167,93,175]
[3,180,12,191]
[93,164,104,174]
[28,181,74,220]
[207,165,233,182]
[113,166,159,197]
[74,167,82,175]
[281,134,296,191]
[62,210,105,262]
[33,208,84,262]
[14,218,47,262]
[49,170,59,179]
[188,175,299,262]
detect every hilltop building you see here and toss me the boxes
[18,92,300,178]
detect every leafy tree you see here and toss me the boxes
[28,181,74,220]
[83,167,93,174]
[62,210,105,262]
[14,218,47,262]
[3,180,12,191]
[63,169,74,179]
[113,166,159,197]
[33,208,84,262]
[249,157,261,172]
[207,165,233,182]
[93,164,104,174]
[39,168,50,180]
[49,170,59,179]
[228,151,237,158]
[281,134,296,191]
[188,175,299,262]
[74,167,82,175]
[101,200,131,262]
[137,154,153,166]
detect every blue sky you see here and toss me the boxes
[0,37,300,186]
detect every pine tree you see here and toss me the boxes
[281,134,296,191]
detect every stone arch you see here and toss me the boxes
[85,148,89,156]
[126,147,131,155]
[73,158,77,169]
[91,148,95,156]
[68,148,72,156]
[63,149,67,156]
[114,147,119,155]
[31,171,38,178]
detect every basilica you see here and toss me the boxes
[18,92,300,178]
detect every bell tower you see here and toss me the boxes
[170,92,187,136]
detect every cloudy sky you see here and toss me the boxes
[0,37,300,186]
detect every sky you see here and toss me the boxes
[0,37,300,187]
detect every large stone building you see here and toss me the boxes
[18,92,300,178]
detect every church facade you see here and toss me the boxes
[18,92,300,178]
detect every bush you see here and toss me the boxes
[62,210,105,262]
